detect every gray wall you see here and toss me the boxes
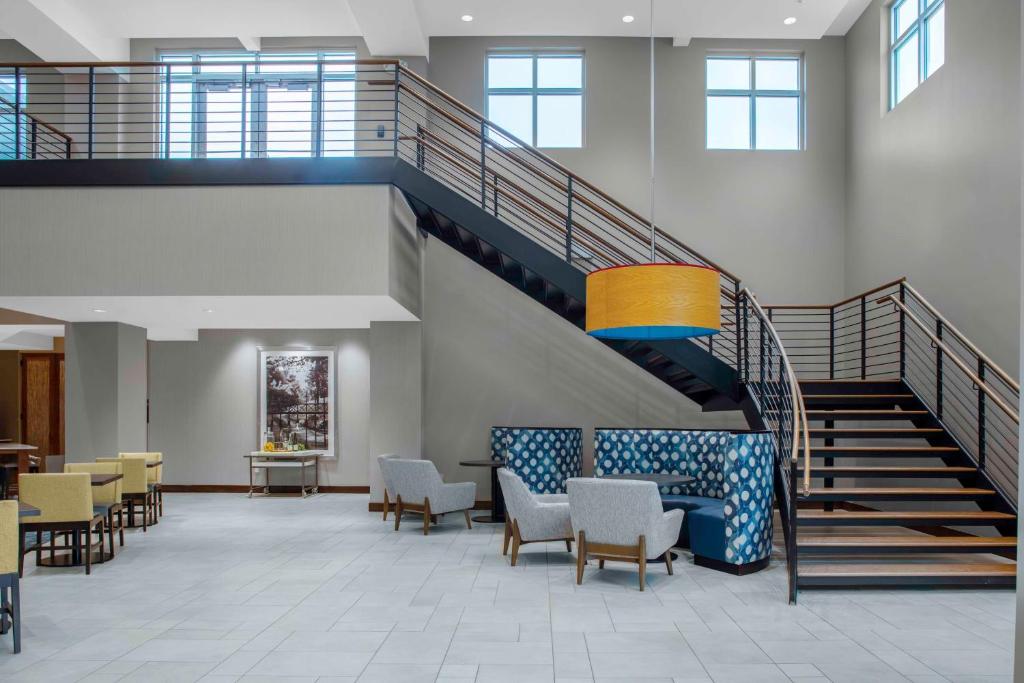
[65,322,148,461]
[845,0,1022,374]
[147,329,373,487]
[421,236,748,496]
[0,185,397,297]
[427,36,848,303]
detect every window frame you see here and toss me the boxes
[484,50,585,149]
[888,0,945,109]
[158,49,358,158]
[705,53,804,151]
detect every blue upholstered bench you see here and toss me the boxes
[595,429,775,575]
[490,426,583,495]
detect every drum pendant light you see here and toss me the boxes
[584,0,721,342]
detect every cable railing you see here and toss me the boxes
[739,289,810,604]
[1,58,812,588]
[765,279,1020,506]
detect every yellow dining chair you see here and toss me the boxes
[65,462,123,553]
[0,500,20,653]
[120,453,162,519]
[102,456,152,531]
[18,473,105,575]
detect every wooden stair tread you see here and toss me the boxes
[799,466,975,474]
[809,428,943,434]
[799,562,1016,578]
[811,446,958,452]
[799,535,1016,548]
[804,394,915,399]
[806,487,994,495]
[799,510,1015,522]
[806,409,929,416]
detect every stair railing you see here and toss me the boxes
[764,279,1019,509]
[738,289,810,604]
[0,93,73,159]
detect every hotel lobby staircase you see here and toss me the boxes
[765,282,1019,596]
[0,59,1017,602]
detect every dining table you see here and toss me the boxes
[0,443,38,477]
[458,459,505,523]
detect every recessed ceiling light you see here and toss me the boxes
[91,308,107,314]
[784,16,797,25]
[622,15,635,23]
[461,14,473,22]
[203,308,215,314]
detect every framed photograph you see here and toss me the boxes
[258,348,336,458]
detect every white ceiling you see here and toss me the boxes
[2,0,873,60]
[0,296,419,343]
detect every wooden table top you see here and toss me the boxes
[145,461,162,468]
[91,473,123,486]
[598,473,694,486]
[0,443,39,453]
[18,501,39,517]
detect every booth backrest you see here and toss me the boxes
[490,427,513,462]
[493,427,583,494]
[594,429,733,498]
[722,432,775,565]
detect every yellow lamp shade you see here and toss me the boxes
[585,263,721,340]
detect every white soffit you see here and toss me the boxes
[0,325,64,350]
[0,296,419,342]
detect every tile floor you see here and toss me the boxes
[0,493,1016,682]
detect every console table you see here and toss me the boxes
[244,452,320,498]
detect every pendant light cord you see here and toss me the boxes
[649,0,656,262]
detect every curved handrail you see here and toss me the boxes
[741,288,812,492]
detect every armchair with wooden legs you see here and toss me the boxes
[65,462,124,553]
[379,459,475,536]
[376,454,401,521]
[18,473,106,576]
[497,468,573,566]
[567,478,684,591]
[0,501,20,653]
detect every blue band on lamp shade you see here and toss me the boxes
[587,324,720,341]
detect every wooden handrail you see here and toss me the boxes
[899,282,1020,393]
[0,95,73,144]
[882,295,1019,423]
[764,278,907,311]
[0,59,400,68]
[742,289,812,494]
[397,65,741,283]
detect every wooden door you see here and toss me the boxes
[20,353,64,469]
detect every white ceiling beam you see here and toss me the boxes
[348,0,428,57]
[0,0,128,62]
[237,36,262,52]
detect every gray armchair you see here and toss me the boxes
[497,468,572,566]
[379,458,476,535]
[567,478,684,591]
[376,454,401,521]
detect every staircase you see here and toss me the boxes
[766,282,1019,595]
[1,58,1018,602]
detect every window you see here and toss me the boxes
[0,74,27,159]
[889,0,945,107]
[705,55,802,151]
[486,52,583,148]
[159,50,356,158]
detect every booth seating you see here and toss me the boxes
[594,429,775,575]
[491,427,583,495]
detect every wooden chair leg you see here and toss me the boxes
[422,498,431,536]
[599,559,605,569]
[118,507,125,546]
[502,519,512,555]
[564,539,572,552]
[664,550,673,576]
[17,529,24,578]
[142,496,148,532]
[463,509,472,529]
[382,489,390,521]
[85,526,92,576]
[575,530,586,585]
[107,514,115,559]
[510,519,522,566]
[158,489,163,517]
[638,535,646,592]
[394,496,402,531]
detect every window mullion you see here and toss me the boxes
[749,58,755,150]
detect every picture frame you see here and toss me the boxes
[258,347,336,458]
